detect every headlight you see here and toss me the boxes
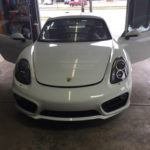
[110,57,128,84]
[15,59,31,85]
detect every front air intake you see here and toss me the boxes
[40,110,100,118]
[14,94,37,113]
[102,93,129,113]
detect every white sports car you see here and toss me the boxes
[12,15,133,121]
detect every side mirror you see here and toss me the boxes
[125,30,140,40]
[11,33,26,42]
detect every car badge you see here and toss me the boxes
[67,77,72,82]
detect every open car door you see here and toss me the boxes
[118,0,150,63]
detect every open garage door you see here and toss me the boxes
[119,0,150,63]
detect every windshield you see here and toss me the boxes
[38,17,112,42]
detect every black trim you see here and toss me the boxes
[40,110,100,118]
[36,79,103,89]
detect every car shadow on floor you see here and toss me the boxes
[15,111,122,131]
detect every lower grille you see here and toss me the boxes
[102,93,129,113]
[40,110,100,118]
[14,94,37,113]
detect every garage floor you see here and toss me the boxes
[0,37,150,150]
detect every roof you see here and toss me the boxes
[47,12,103,21]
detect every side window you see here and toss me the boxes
[94,21,111,40]
[0,0,32,63]
[127,0,150,33]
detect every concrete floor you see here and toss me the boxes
[0,36,150,150]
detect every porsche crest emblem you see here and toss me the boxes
[67,77,72,82]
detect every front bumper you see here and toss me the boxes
[14,92,130,121]
[12,74,132,121]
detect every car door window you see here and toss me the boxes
[127,0,150,33]
[119,0,150,64]
[0,0,32,63]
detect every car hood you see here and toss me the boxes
[33,40,113,87]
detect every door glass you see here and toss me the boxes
[119,0,150,64]
[0,0,32,63]
[127,0,150,32]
